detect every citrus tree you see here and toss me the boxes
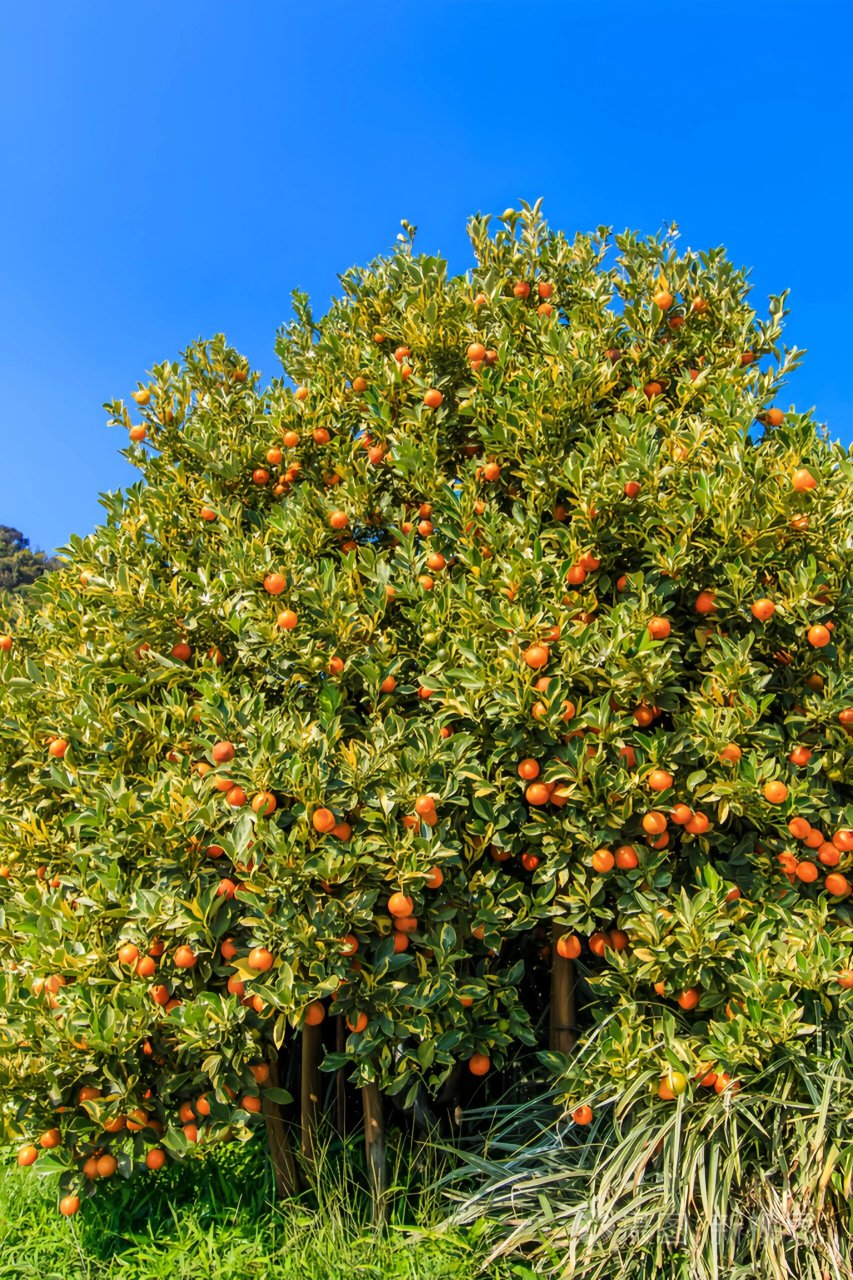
[1,202,851,1221]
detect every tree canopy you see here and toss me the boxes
[0,203,851,1214]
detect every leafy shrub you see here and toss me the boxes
[0,202,850,1219]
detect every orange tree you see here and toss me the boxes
[1,202,851,1217]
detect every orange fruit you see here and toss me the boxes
[685,812,710,835]
[591,848,615,873]
[615,844,639,870]
[807,624,831,648]
[423,389,443,408]
[517,758,540,780]
[788,816,811,840]
[762,780,788,805]
[653,289,673,310]
[248,946,274,972]
[523,643,549,670]
[647,616,671,640]
[825,874,851,898]
[118,942,139,966]
[572,1104,593,1126]
[96,1153,117,1178]
[277,609,298,630]
[556,933,582,959]
[59,1194,81,1217]
[647,769,673,792]
[304,1001,325,1026]
[837,970,853,989]
[425,865,443,889]
[678,988,700,1010]
[525,782,551,806]
[750,598,775,622]
[695,590,717,614]
[17,1144,38,1167]
[388,892,413,918]
[346,1012,368,1033]
[225,786,247,808]
[789,745,812,767]
[212,740,236,763]
[791,468,816,491]
[252,791,277,816]
[468,1052,491,1076]
[312,807,336,834]
[795,861,818,883]
[719,743,742,764]
[641,811,667,836]
[263,573,286,596]
[513,281,531,298]
[146,1147,166,1170]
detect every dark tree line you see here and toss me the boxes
[0,526,58,594]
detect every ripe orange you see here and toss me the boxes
[226,786,247,808]
[641,811,667,836]
[277,609,298,630]
[556,933,582,959]
[388,892,413,918]
[623,480,641,498]
[572,1104,593,1126]
[643,382,662,399]
[59,1194,80,1217]
[339,934,359,956]
[248,946,274,972]
[423,389,443,409]
[468,1052,491,1076]
[525,782,551,806]
[252,791,277,816]
[425,865,443,889]
[837,970,853,989]
[174,945,196,969]
[304,1001,326,1026]
[653,289,673,310]
[615,844,639,870]
[212,740,236,764]
[685,811,710,835]
[789,745,812,767]
[647,616,671,640]
[96,1153,118,1178]
[513,281,531,298]
[483,461,501,482]
[346,1012,368,1033]
[17,1144,38,1166]
[695,590,717,614]
[591,848,615,873]
[825,874,851,897]
[750,598,775,622]
[791,468,816,491]
[146,1147,166,1170]
[807,624,831,648]
[523,643,550,670]
[118,942,139,966]
[312,807,336,834]
[647,769,673,792]
[39,1128,61,1149]
[795,861,818,883]
[329,510,348,530]
[762,780,788,805]
[719,743,742,764]
[678,988,700,1010]
[517,758,540,781]
[765,407,785,426]
[263,572,286,596]
[833,829,853,852]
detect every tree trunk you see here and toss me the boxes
[550,921,576,1054]
[264,1056,300,1198]
[335,1014,347,1137]
[301,1023,322,1165]
[361,1080,388,1225]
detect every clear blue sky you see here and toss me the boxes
[1,0,851,555]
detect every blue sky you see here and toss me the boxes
[1,0,851,555]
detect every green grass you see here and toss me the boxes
[0,1138,535,1280]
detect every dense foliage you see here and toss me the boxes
[0,203,851,1218]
